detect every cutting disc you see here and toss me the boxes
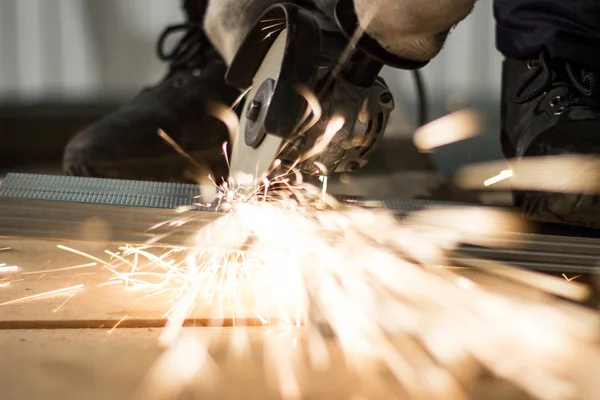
[229,28,289,185]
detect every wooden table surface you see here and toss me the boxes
[0,237,573,400]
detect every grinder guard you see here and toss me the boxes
[226,3,321,139]
[225,2,399,181]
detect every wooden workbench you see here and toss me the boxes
[0,237,563,400]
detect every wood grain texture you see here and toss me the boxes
[1,238,166,321]
[0,238,588,400]
[0,237,298,325]
[0,328,533,400]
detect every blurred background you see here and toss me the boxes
[0,0,505,197]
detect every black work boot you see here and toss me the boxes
[501,52,600,228]
[63,0,240,183]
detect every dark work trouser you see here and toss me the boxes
[494,0,600,68]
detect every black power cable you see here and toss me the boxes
[411,69,429,127]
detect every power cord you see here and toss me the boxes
[411,69,429,127]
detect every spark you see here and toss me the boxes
[222,142,231,171]
[261,24,286,41]
[260,17,287,43]
[12,131,594,400]
[456,155,600,193]
[319,175,329,199]
[260,18,286,23]
[484,169,514,187]
[57,245,120,274]
[300,115,345,161]
[0,284,84,306]
[132,336,215,400]
[53,293,75,312]
[413,108,482,152]
[279,84,324,158]
[404,205,526,249]
[206,184,600,398]
[20,262,97,275]
[260,21,286,32]
[157,128,202,169]
[206,101,241,150]
[0,265,18,274]
[562,274,582,282]
[318,8,372,98]
[157,128,214,187]
[108,315,129,334]
[453,256,589,301]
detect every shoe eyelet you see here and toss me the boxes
[526,59,537,70]
[555,106,566,115]
[192,68,201,77]
[549,96,562,107]
[173,76,188,88]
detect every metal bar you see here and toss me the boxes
[451,254,599,275]
[0,173,203,208]
[0,173,218,246]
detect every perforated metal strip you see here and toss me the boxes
[0,173,201,209]
[0,173,214,245]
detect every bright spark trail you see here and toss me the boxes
[37,174,598,400]
[0,284,84,306]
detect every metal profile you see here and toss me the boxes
[0,173,217,245]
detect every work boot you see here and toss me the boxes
[500,52,600,228]
[63,0,240,183]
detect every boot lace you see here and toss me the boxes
[156,21,207,76]
[513,52,600,109]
